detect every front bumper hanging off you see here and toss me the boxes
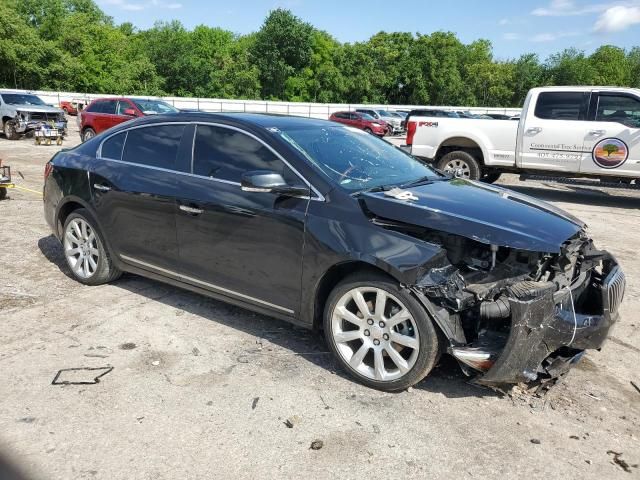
[415,254,624,387]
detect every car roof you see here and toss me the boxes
[107,111,339,131]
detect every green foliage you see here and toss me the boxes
[1,2,640,107]
[602,144,619,156]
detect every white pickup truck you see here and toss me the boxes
[406,86,640,185]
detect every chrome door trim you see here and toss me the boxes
[119,254,295,315]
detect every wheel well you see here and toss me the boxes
[435,137,484,164]
[56,201,84,237]
[2,116,13,125]
[313,261,394,329]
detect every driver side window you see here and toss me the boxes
[192,124,301,185]
[596,95,640,128]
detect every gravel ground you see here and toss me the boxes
[0,121,639,479]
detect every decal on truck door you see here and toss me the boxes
[592,138,629,169]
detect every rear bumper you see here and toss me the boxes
[475,260,624,386]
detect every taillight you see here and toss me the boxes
[44,162,53,180]
[406,121,417,146]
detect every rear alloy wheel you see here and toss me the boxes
[63,209,120,285]
[437,151,481,180]
[3,121,20,140]
[82,128,96,142]
[324,274,440,391]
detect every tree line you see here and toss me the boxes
[1,0,639,108]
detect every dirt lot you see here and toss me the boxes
[1,120,639,479]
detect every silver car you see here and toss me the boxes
[355,108,404,135]
[0,91,67,140]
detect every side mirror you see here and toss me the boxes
[241,170,309,196]
[123,108,137,116]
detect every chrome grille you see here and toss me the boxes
[603,266,625,314]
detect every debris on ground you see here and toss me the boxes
[251,397,259,410]
[530,438,541,444]
[284,415,301,428]
[119,343,137,350]
[151,360,160,366]
[607,450,638,473]
[310,440,323,450]
[631,381,640,395]
[51,367,113,385]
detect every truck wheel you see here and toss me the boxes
[0,187,7,200]
[3,121,20,140]
[437,151,481,180]
[481,172,501,184]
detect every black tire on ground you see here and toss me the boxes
[3,121,20,140]
[323,271,441,392]
[82,128,96,143]
[364,127,373,134]
[481,171,501,184]
[436,151,481,181]
[0,187,7,200]
[63,209,121,285]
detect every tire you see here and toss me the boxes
[62,107,69,115]
[323,272,440,391]
[0,187,7,200]
[82,128,96,142]
[62,209,121,285]
[481,171,501,184]
[437,151,481,180]
[3,120,20,140]
[364,127,373,134]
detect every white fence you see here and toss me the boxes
[1,88,522,119]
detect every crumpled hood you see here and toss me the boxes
[10,104,64,114]
[361,179,585,253]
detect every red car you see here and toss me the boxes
[329,111,388,136]
[80,97,178,141]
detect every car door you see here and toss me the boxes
[518,91,591,172]
[90,123,190,272]
[580,92,640,177]
[174,123,310,316]
[114,100,138,125]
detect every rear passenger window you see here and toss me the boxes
[193,125,285,182]
[122,125,185,170]
[534,92,589,120]
[101,132,125,160]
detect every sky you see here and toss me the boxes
[98,0,640,59]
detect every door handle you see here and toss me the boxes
[589,129,606,136]
[179,205,204,215]
[526,127,542,134]
[93,183,111,192]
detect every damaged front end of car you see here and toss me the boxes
[372,216,625,389]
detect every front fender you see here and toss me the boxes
[299,209,447,326]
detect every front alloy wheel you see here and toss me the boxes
[324,273,440,391]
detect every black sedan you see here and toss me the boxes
[43,113,625,391]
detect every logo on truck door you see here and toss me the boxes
[592,138,629,169]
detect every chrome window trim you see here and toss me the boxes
[96,120,325,201]
[192,121,325,202]
[97,121,191,160]
[120,254,294,315]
